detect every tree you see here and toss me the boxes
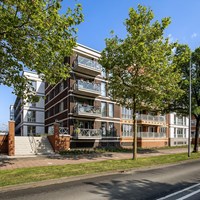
[0,0,83,100]
[172,44,200,153]
[100,5,183,159]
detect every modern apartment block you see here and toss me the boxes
[45,44,169,148]
[168,113,189,146]
[14,71,45,136]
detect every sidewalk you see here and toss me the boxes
[0,148,188,170]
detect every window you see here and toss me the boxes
[177,128,184,138]
[122,124,133,137]
[27,126,36,135]
[122,107,132,119]
[31,80,36,89]
[60,81,64,92]
[108,122,115,135]
[101,82,106,96]
[108,103,114,117]
[101,102,107,117]
[28,102,36,107]
[27,110,36,122]
[59,101,64,112]
[101,122,107,136]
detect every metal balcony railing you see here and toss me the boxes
[74,128,102,139]
[76,56,102,71]
[59,127,69,135]
[136,114,166,123]
[74,104,101,116]
[75,80,101,93]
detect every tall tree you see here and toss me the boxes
[172,45,200,153]
[100,5,183,159]
[0,0,83,100]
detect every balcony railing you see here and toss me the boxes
[74,80,101,95]
[27,118,36,122]
[77,55,102,71]
[137,132,167,138]
[102,130,118,137]
[74,104,101,117]
[136,114,166,123]
[74,128,102,139]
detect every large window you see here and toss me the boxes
[101,102,107,117]
[101,82,106,96]
[122,124,132,137]
[174,115,186,125]
[101,122,107,136]
[174,128,186,138]
[27,110,36,122]
[108,103,114,117]
[122,107,132,119]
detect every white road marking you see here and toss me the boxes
[176,188,200,200]
[157,183,200,200]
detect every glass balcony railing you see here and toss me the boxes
[136,114,166,123]
[74,104,101,116]
[76,56,102,71]
[137,132,166,138]
[74,128,102,139]
[75,80,101,93]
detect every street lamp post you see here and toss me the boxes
[188,56,192,157]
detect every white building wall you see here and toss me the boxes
[14,71,45,136]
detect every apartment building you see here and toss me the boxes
[168,113,189,146]
[45,44,169,148]
[14,71,45,136]
[121,109,168,148]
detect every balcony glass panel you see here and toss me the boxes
[74,104,101,115]
[137,132,166,138]
[77,56,102,71]
[136,114,166,123]
[76,80,101,92]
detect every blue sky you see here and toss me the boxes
[1,0,200,127]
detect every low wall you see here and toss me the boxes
[138,138,168,148]
[47,134,70,152]
[0,134,8,154]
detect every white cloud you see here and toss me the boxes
[191,33,198,38]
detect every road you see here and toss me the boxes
[1,159,200,200]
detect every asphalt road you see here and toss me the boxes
[1,159,200,200]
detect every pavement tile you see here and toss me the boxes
[0,148,188,170]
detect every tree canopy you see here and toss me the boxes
[100,5,183,159]
[172,44,200,152]
[0,0,83,99]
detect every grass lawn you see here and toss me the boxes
[1,152,200,188]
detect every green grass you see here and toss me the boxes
[1,152,200,188]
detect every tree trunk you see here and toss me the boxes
[132,98,137,160]
[193,117,200,153]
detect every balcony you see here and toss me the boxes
[74,104,101,118]
[136,114,166,125]
[102,130,118,138]
[74,80,101,97]
[137,132,166,138]
[73,128,102,139]
[73,56,102,76]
